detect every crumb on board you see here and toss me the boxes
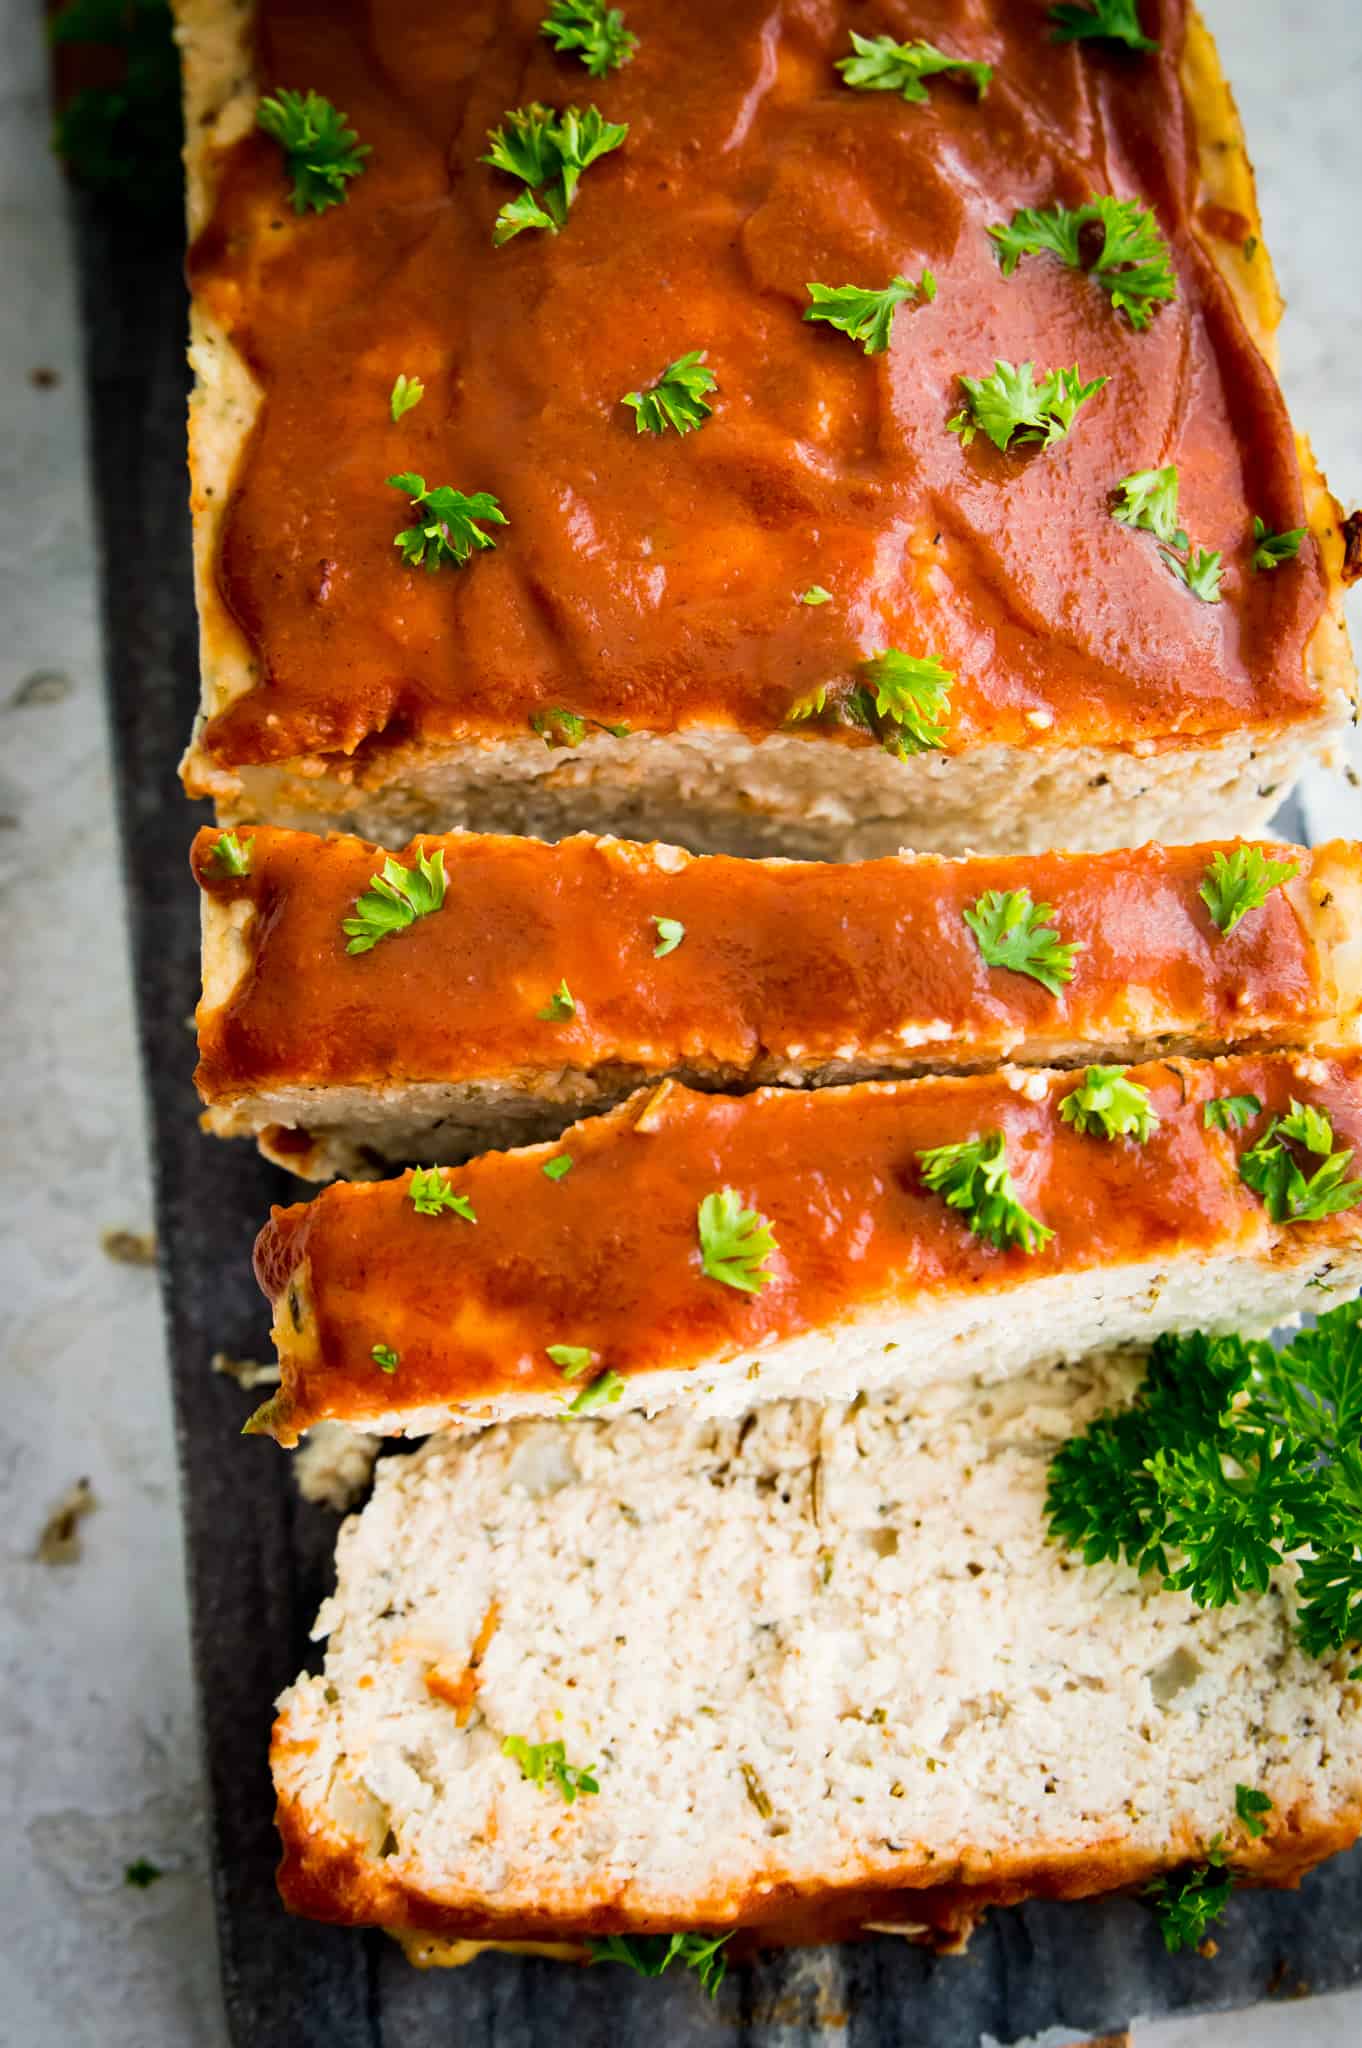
[35,1477,97,1564]
[124,1858,163,1889]
[100,1227,157,1266]
[211,1350,281,1390]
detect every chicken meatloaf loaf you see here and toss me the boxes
[175,0,1356,857]
[272,1349,1362,1955]
[195,828,1362,1177]
[249,1051,1362,1444]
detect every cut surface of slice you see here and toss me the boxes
[176,1,1355,855]
[250,1052,1362,1443]
[195,828,1362,1179]
[272,1349,1362,1951]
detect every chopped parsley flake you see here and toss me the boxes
[530,706,630,746]
[206,830,252,877]
[1251,516,1306,571]
[962,887,1082,995]
[1203,1094,1262,1133]
[542,1154,574,1181]
[502,1735,599,1802]
[836,31,991,103]
[623,351,716,436]
[587,1932,732,1997]
[548,1343,595,1378]
[484,102,627,244]
[124,1858,163,1889]
[389,373,424,422]
[539,0,637,77]
[1198,845,1299,935]
[408,1166,477,1222]
[948,360,1106,452]
[1239,1101,1362,1225]
[371,1343,399,1374]
[567,1368,626,1414]
[537,978,576,1021]
[651,915,685,957]
[917,1132,1053,1254]
[697,1189,779,1293]
[256,88,369,214]
[342,845,447,954]
[803,272,934,356]
[798,585,833,606]
[1059,1065,1158,1142]
[989,194,1175,330]
[1049,0,1156,50]
[1235,1784,1272,1839]
[388,472,507,571]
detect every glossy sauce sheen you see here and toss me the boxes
[253,1054,1362,1440]
[191,0,1325,769]
[195,827,1327,1094]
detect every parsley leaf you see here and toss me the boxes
[256,88,369,214]
[540,0,637,77]
[1235,1785,1272,1839]
[342,846,447,954]
[371,1343,399,1374]
[917,1132,1053,1254]
[123,1857,163,1889]
[1059,1065,1158,1142]
[623,351,717,436]
[49,0,182,201]
[567,1369,626,1414]
[1203,1094,1262,1133]
[1145,1854,1233,1954]
[530,706,631,746]
[483,103,627,244]
[547,1343,594,1377]
[1239,1101,1362,1225]
[543,1154,574,1181]
[206,830,252,877]
[798,585,833,606]
[803,272,934,355]
[537,978,576,1021]
[408,1166,477,1222]
[389,373,424,422]
[948,360,1106,452]
[836,31,991,103]
[697,1189,779,1293]
[861,649,954,755]
[588,1932,732,1997]
[502,1735,599,1803]
[1166,544,1223,604]
[651,916,685,957]
[962,887,1082,996]
[1251,516,1306,572]
[1111,464,1185,546]
[388,472,508,571]
[1049,0,1156,50]
[1198,845,1299,936]
[989,195,1175,329]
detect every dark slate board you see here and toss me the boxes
[76,186,1360,2048]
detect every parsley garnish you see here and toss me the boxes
[256,88,369,214]
[389,374,424,423]
[206,830,252,877]
[1045,1303,1362,1663]
[124,1858,163,1889]
[408,1167,477,1222]
[567,1369,626,1414]
[502,1735,599,1803]
[1049,0,1155,50]
[1240,1101,1362,1225]
[1145,1851,1233,1954]
[530,706,631,746]
[836,31,991,103]
[388,473,507,571]
[1111,463,1184,544]
[1235,1784,1272,1839]
[861,649,954,755]
[371,1343,399,1374]
[989,195,1175,329]
[1198,845,1299,936]
[342,846,447,954]
[483,103,627,245]
[697,1190,779,1293]
[798,585,833,606]
[917,1132,1053,1254]
[547,1344,594,1377]
[587,1933,732,1998]
[540,0,637,76]
[651,916,685,957]
[537,978,576,1021]
[49,0,182,201]
[623,351,716,436]
[1251,516,1306,571]
[543,1154,574,1181]
[1203,1094,1262,1133]
[1059,1065,1158,1142]
[962,887,1082,995]
[1167,545,1223,603]
[803,272,934,356]
[948,360,1106,453]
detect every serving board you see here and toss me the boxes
[79,186,1362,2048]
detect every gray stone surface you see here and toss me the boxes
[0,0,1357,2042]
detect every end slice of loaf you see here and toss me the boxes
[195,829,1362,1180]
[250,1051,1362,1445]
[272,1350,1362,1953]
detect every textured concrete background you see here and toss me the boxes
[0,1,1358,2042]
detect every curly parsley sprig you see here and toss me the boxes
[1239,1101,1362,1225]
[918,1132,1053,1255]
[789,651,954,759]
[1111,464,1221,602]
[1050,0,1156,50]
[623,351,716,436]
[989,194,1175,329]
[1198,845,1299,935]
[256,88,369,214]
[836,31,991,103]
[342,846,447,954]
[483,102,627,244]
[698,1190,779,1293]
[948,360,1106,453]
[1251,517,1306,571]
[540,0,637,77]
[388,473,508,571]
[962,888,1082,996]
[803,272,935,355]
[1059,1065,1158,1142]
[587,1932,732,1998]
